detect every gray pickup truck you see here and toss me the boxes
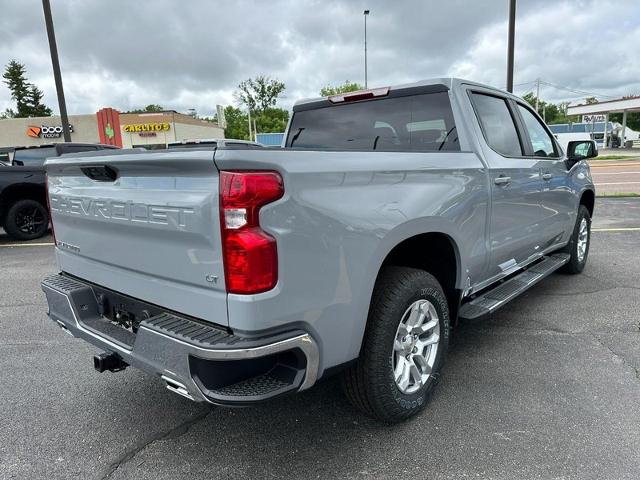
[41,78,596,422]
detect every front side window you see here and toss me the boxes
[286,91,459,152]
[470,93,522,157]
[517,104,558,157]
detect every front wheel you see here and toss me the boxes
[341,267,450,423]
[561,204,591,274]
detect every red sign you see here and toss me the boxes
[96,108,123,147]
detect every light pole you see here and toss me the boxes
[506,0,516,93]
[364,9,370,89]
[42,0,71,142]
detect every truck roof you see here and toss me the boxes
[293,77,520,111]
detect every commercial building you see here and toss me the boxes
[567,96,640,149]
[0,108,224,149]
[548,121,640,148]
[256,132,285,146]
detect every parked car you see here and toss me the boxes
[0,147,13,166]
[0,143,117,240]
[41,78,596,422]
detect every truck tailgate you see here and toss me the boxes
[45,150,228,326]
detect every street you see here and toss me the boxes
[590,159,640,196]
[1,198,639,479]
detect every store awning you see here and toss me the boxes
[568,97,640,115]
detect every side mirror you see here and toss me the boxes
[567,140,598,166]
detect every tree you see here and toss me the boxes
[2,60,52,117]
[26,84,52,117]
[214,106,249,140]
[254,107,289,134]
[234,76,286,112]
[521,92,578,125]
[127,104,164,113]
[320,81,364,97]
[610,112,640,131]
[585,97,599,105]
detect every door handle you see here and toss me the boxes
[494,175,511,186]
[542,172,553,181]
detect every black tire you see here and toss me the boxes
[341,267,450,423]
[3,199,49,241]
[561,205,591,274]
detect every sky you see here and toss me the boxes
[1,0,639,117]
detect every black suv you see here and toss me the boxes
[0,143,118,241]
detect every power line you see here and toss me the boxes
[538,80,618,99]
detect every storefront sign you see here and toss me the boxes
[26,124,74,138]
[123,123,170,133]
[96,107,123,147]
[582,115,606,123]
[138,132,157,137]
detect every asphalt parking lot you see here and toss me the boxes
[1,198,639,480]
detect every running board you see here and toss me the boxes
[458,253,570,321]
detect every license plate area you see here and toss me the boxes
[69,276,167,350]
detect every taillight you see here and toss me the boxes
[219,171,284,294]
[45,174,56,245]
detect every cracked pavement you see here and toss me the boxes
[1,198,639,479]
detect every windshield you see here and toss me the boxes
[13,147,57,166]
[286,92,459,152]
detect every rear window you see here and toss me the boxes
[13,147,57,166]
[286,92,459,151]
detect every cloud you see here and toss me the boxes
[0,0,638,116]
[449,0,640,102]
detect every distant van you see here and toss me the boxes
[554,133,597,155]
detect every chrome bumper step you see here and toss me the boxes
[41,273,319,405]
[459,253,570,321]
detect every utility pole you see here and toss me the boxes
[535,77,540,113]
[506,0,516,93]
[247,108,252,140]
[42,0,71,142]
[364,10,370,89]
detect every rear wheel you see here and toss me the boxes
[561,205,591,274]
[341,267,449,423]
[4,199,49,241]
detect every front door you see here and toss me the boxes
[514,102,576,249]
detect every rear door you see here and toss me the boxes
[468,90,546,278]
[46,150,228,326]
[514,102,575,248]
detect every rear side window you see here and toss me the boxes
[286,92,459,151]
[471,93,522,157]
[517,104,558,157]
[13,147,57,166]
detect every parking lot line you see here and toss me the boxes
[0,242,55,248]
[594,182,640,186]
[592,227,640,232]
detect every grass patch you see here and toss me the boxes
[593,155,640,161]
[596,192,640,198]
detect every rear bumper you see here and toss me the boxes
[41,273,319,405]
